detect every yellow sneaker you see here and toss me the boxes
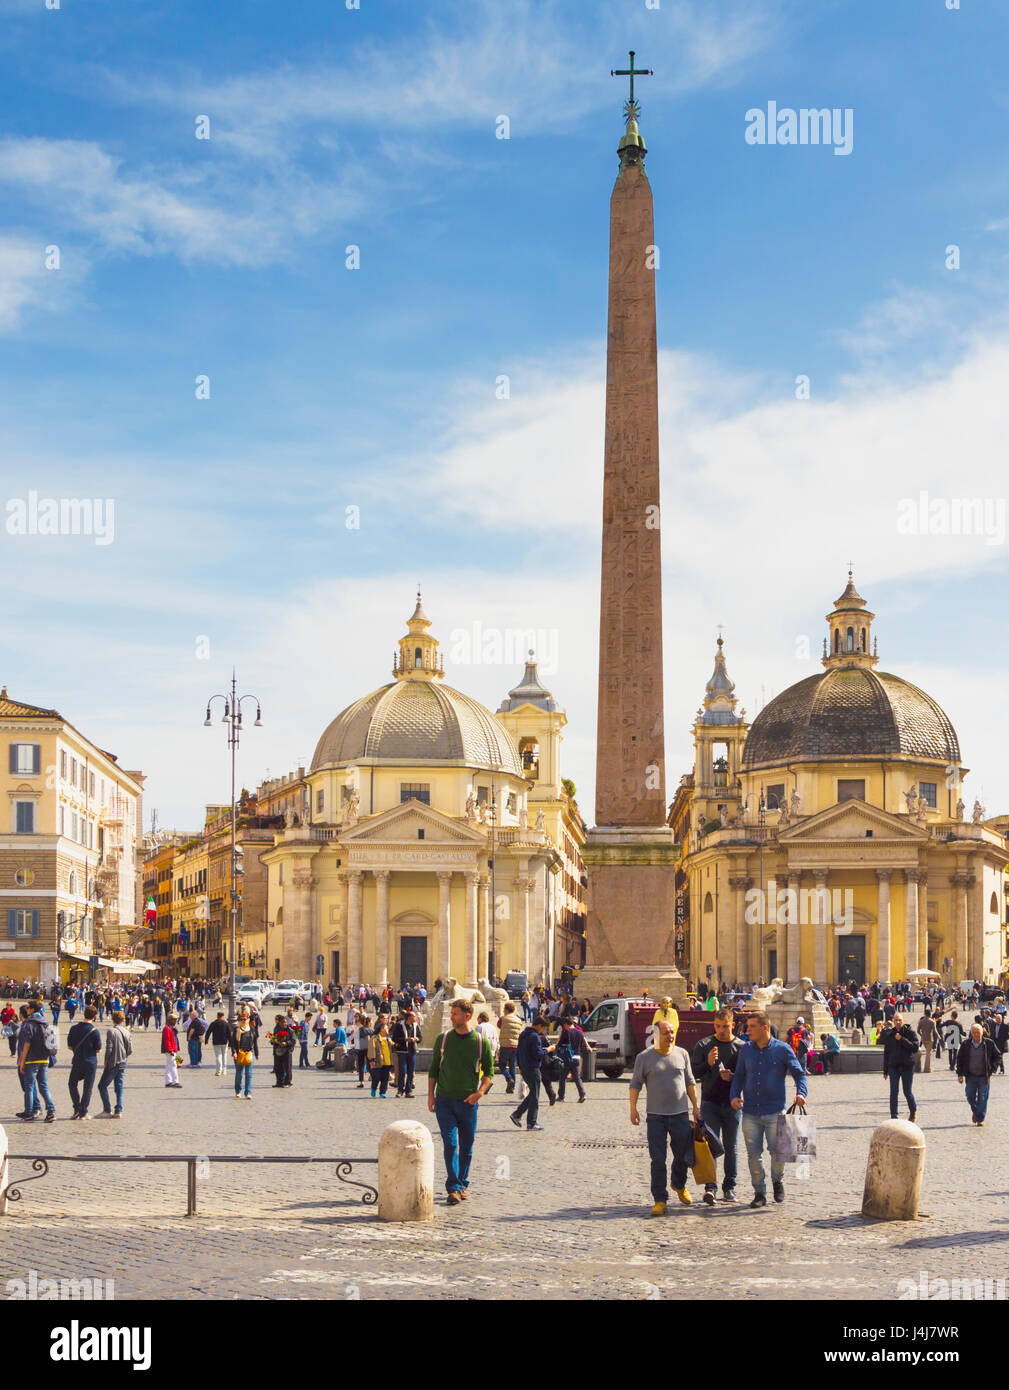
[675,1188,693,1206]
[650,1201,667,1217]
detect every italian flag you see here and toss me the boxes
[145,896,157,926]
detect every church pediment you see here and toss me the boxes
[340,799,486,846]
[778,798,928,843]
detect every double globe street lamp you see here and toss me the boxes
[204,672,262,1023]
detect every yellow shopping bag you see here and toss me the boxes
[691,1129,717,1186]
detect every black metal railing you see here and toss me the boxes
[0,1153,377,1217]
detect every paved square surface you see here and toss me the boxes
[1,1016,1006,1300]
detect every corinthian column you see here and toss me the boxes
[374,869,390,987]
[346,870,363,984]
[437,871,452,981]
[904,869,920,976]
[876,870,892,983]
[727,875,748,986]
[967,859,982,979]
[515,876,532,977]
[478,874,490,980]
[917,874,928,971]
[465,871,479,985]
[786,873,801,983]
[812,868,829,986]
[951,871,970,981]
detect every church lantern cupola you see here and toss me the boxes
[822,568,878,670]
[393,590,445,682]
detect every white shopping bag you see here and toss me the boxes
[774,1103,817,1163]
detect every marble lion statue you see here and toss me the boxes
[750,977,785,1007]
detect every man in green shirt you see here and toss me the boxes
[428,997,494,1206]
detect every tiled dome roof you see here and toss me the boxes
[311,680,523,775]
[742,667,960,770]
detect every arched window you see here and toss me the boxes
[846,626,854,652]
[68,870,77,895]
[703,891,713,913]
[860,627,866,651]
[834,630,840,653]
[414,647,422,667]
[991,891,999,915]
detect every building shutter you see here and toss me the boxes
[31,910,40,937]
[31,744,41,774]
[7,909,16,939]
[8,744,16,773]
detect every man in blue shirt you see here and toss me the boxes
[730,1010,807,1208]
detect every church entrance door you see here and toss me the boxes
[838,935,866,987]
[400,935,427,988]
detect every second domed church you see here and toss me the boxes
[669,573,1008,989]
[263,597,586,988]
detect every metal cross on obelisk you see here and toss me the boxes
[610,49,653,113]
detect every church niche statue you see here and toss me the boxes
[789,790,800,817]
[284,805,295,829]
[972,799,985,825]
[534,809,545,833]
[344,788,361,826]
[955,798,966,821]
[905,785,918,815]
[465,791,477,821]
[718,804,728,829]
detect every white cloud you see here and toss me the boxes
[0,234,82,329]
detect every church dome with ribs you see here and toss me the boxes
[741,573,961,771]
[310,597,523,776]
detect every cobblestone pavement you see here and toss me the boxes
[1,1017,1006,1301]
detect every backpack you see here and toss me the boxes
[41,1018,58,1061]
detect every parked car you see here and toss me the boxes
[580,997,740,1080]
[271,980,305,1005]
[237,983,264,1006]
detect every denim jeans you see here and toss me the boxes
[513,1067,541,1127]
[965,1075,990,1121]
[52,1005,61,1025]
[888,1065,916,1118]
[396,1052,416,1094]
[187,1039,202,1066]
[97,1062,126,1114]
[69,1060,98,1116]
[700,1099,739,1193]
[645,1112,693,1201]
[370,1064,391,1096]
[299,1041,310,1068]
[434,1096,479,1193]
[498,1047,517,1088]
[235,1062,252,1096]
[741,1111,784,1195]
[23,1061,55,1116]
[557,1055,586,1101]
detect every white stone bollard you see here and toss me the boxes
[861,1119,925,1220]
[0,1122,7,1216]
[378,1120,434,1222]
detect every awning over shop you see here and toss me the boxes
[61,951,157,974]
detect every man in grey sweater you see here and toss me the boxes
[629,1019,702,1215]
[97,1009,133,1118]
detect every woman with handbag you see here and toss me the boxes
[367,1015,393,1098]
[231,1009,258,1099]
[354,1014,372,1089]
[161,1014,182,1088]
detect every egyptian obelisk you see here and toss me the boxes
[579,54,687,1005]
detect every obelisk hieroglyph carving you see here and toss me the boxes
[580,55,686,1003]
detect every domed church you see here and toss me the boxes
[262,597,585,988]
[670,574,1008,988]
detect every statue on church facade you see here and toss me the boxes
[904,785,918,815]
[718,804,728,829]
[284,805,295,829]
[789,790,800,817]
[972,799,985,825]
[344,788,361,826]
[955,797,966,821]
[465,791,477,821]
[534,809,545,834]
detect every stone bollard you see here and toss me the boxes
[0,1122,7,1216]
[861,1119,925,1220]
[850,1028,862,1046]
[378,1120,434,1222]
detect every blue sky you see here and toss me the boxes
[2,0,1008,827]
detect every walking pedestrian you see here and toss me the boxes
[391,1006,421,1097]
[957,1022,1001,1126]
[162,1014,183,1088]
[186,1011,206,1067]
[367,1015,393,1097]
[556,1015,590,1103]
[269,1015,297,1088]
[67,1004,102,1120]
[630,1018,703,1214]
[353,1013,372,1089]
[510,1015,556,1131]
[917,1008,936,1073]
[96,1009,132,1118]
[427,998,495,1205]
[17,998,56,1122]
[313,1009,327,1048]
[729,1010,807,1208]
[231,1010,258,1100]
[206,1011,231,1075]
[497,1001,522,1095]
[298,1014,311,1069]
[691,1007,742,1204]
[881,1013,920,1122]
[941,1010,965,1071]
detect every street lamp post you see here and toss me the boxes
[487,783,498,985]
[204,670,262,1023]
